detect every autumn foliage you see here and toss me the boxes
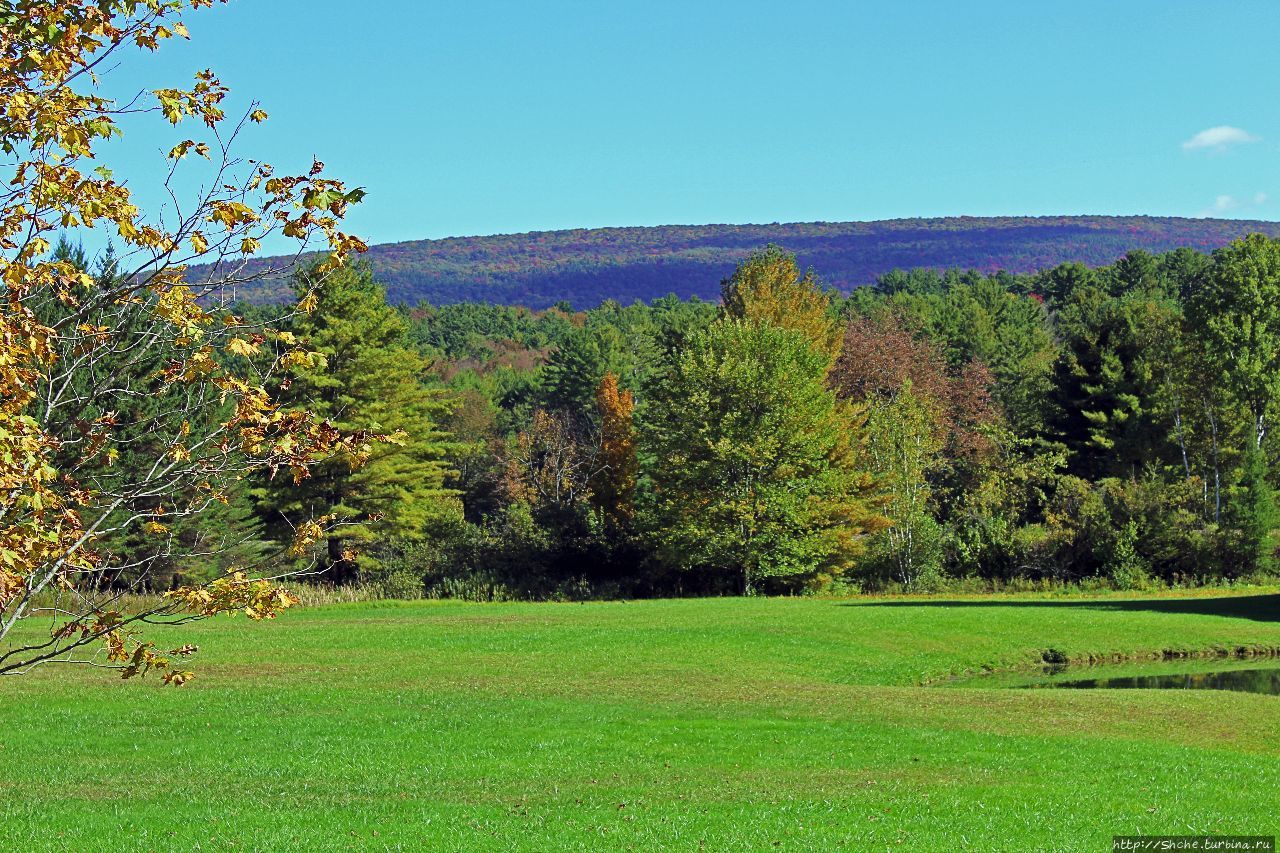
[833,311,1000,463]
[0,0,372,679]
[590,372,637,528]
[720,244,842,364]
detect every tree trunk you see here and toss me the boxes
[328,534,355,586]
[1172,397,1191,479]
[1204,399,1222,524]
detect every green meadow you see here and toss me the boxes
[4,590,1280,850]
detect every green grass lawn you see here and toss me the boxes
[3,590,1280,850]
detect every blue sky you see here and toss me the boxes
[103,0,1280,247]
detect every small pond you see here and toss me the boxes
[946,659,1280,695]
[1036,666,1280,695]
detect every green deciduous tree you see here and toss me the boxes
[916,276,1057,437]
[861,384,946,588]
[1187,234,1280,451]
[641,319,886,593]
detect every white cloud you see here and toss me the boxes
[1182,125,1260,151]
[1199,191,1270,218]
[1209,194,1238,213]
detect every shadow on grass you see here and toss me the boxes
[842,594,1280,623]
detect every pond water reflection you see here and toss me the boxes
[1034,666,1280,695]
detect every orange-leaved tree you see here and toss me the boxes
[0,0,378,682]
[589,372,636,529]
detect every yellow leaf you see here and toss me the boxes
[226,337,260,357]
[209,202,258,228]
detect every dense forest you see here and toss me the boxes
[190,216,1280,308]
[75,235,1280,599]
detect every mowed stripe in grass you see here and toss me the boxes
[2,592,1278,850]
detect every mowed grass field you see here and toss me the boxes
[3,591,1280,850]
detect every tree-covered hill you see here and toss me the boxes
[200,216,1280,308]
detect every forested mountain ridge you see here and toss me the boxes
[200,215,1280,308]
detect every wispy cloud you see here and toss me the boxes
[1199,191,1269,218]
[1207,194,1238,214]
[1182,125,1260,152]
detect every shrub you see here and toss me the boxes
[381,570,425,600]
[1104,519,1150,590]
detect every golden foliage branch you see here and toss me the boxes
[0,0,374,680]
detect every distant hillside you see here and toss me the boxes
[207,216,1280,308]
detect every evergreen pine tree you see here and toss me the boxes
[541,324,628,416]
[258,263,458,583]
[42,242,270,589]
[1226,446,1277,576]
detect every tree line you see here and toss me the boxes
[54,236,1280,599]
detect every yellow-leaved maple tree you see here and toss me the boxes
[0,0,383,682]
[719,244,843,366]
